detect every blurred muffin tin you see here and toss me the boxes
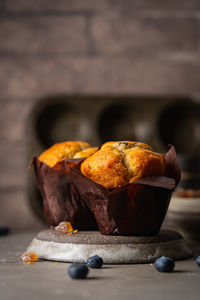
[27,95,200,220]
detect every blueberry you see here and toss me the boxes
[0,226,9,236]
[87,255,103,269]
[196,256,200,267]
[68,263,89,279]
[154,256,175,272]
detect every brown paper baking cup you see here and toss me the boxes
[68,145,181,235]
[32,158,98,230]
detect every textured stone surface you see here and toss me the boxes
[0,143,26,188]
[0,188,44,230]
[92,13,198,55]
[5,0,200,13]
[0,97,32,143]
[1,56,200,100]
[0,232,199,300]
[112,0,200,11]
[36,229,182,244]
[5,0,111,13]
[0,16,87,54]
[28,230,192,263]
[0,0,4,12]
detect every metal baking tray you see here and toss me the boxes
[27,95,200,220]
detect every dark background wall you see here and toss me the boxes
[1,0,200,230]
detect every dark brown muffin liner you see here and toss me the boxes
[31,157,98,230]
[68,145,181,235]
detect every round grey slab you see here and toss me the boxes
[26,229,192,264]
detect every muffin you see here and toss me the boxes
[81,141,166,189]
[70,142,180,235]
[39,141,98,167]
[32,139,180,236]
[32,141,98,229]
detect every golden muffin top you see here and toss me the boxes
[81,141,165,189]
[39,141,98,167]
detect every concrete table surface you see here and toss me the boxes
[0,231,200,300]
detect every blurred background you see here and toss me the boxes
[0,0,200,242]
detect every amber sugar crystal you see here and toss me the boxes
[55,221,74,234]
[21,252,38,263]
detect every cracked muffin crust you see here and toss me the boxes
[81,141,166,189]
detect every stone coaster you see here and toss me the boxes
[26,229,193,264]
